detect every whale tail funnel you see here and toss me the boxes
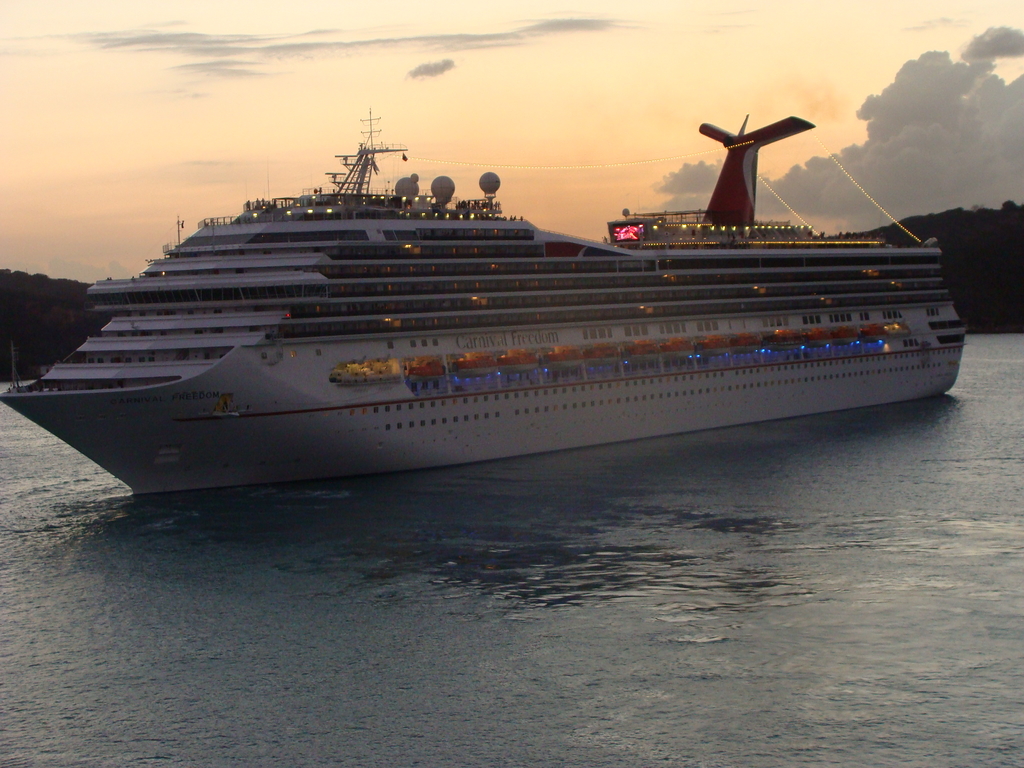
[700,116,814,226]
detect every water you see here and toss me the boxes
[2,335,1022,767]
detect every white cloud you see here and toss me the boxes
[962,26,1024,62]
[655,160,722,211]
[67,19,623,79]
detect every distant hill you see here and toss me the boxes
[0,270,105,380]
[866,200,1024,332]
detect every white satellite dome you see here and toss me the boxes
[395,176,420,197]
[479,171,501,196]
[431,176,456,205]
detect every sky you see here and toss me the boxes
[1,1,1022,282]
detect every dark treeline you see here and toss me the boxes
[2,204,1021,379]
[1,270,105,380]
[866,200,1024,331]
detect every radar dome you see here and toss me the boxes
[479,172,501,196]
[431,176,456,205]
[410,173,419,183]
[622,208,630,217]
[395,176,420,197]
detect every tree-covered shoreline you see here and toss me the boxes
[865,201,1024,333]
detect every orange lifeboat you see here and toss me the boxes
[497,349,539,373]
[804,327,832,347]
[859,323,886,342]
[583,344,620,366]
[698,335,731,355]
[623,340,661,361]
[453,352,499,375]
[660,337,695,355]
[764,329,805,350]
[544,346,584,369]
[830,326,858,345]
[729,333,760,354]
[406,357,446,381]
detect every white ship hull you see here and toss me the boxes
[3,334,962,494]
[1,115,966,494]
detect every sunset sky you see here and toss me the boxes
[2,1,1022,282]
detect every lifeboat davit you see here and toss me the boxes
[660,337,695,356]
[405,356,446,381]
[623,340,661,361]
[497,349,539,373]
[764,329,805,350]
[544,346,584,369]
[583,344,620,366]
[804,327,832,347]
[698,335,731,355]
[729,333,760,354]
[830,326,859,345]
[859,323,886,342]
[453,352,499,375]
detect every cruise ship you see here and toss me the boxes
[2,116,964,493]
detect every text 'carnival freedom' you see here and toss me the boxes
[455,330,559,350]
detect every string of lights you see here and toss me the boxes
[814,136,921,243]
[757,175,819,234]
[406,145,732,170]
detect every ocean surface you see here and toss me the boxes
[2,334,1022,767]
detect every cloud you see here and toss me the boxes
[751,40,1024,229]
[520,19,616,35]
[656,160,722,210]
[961,26,1024,62]
[408,58,455,79]
[68,18,622,77]
[657,33,1024,230]
[904,18,967,33]
[172,60,269,78]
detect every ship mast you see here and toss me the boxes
[9,340,22,391]
[329,109,407,195]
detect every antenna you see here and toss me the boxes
[361,108,381,150]
[329,111,407,196]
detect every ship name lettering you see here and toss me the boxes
[108,395,165,405]
[456,332,508,350]
[171,390,221,402]
[510,330,559,346]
